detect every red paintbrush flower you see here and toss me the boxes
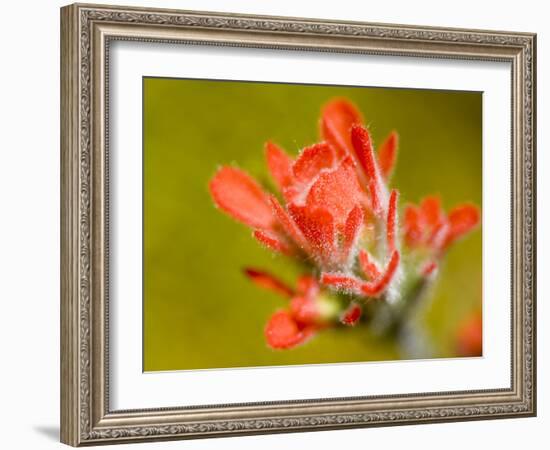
[404,196,479,252]
[263,311,317,350]
[244,269,333,349]
[403,196,480,274]
[209,97,481,351]
[210,99,401,292]
[211,142,369,269]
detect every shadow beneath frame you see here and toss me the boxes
[33,425,59,442]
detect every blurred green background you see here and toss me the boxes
[143,77,482,372]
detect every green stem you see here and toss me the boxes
[367,275,434,358]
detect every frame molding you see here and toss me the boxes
[61,3,536,446]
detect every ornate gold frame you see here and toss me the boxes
[60,3,536,446]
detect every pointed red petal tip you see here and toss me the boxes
[320,98,363,157]
[244,268,294,298]
[360,250,400,297]
[209,166,275,230]
[253,229,292,255]
[351,124,384,215]
[421,196,444,228]
[265,310,315,349]
[342,206,364,262]
[446,204,480,246]
[350,124,376,180]
[265,141,294,192]
[386,189,399,252]
[341,302,362,326]
[378,131,398,179]
[358,249,382,279]
[292,142,335,184]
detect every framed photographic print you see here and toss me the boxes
[60,3,536,446]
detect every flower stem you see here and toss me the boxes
[368,275,434,358]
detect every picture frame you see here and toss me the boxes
[60,2,536,446]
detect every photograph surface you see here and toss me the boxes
[143,78,482,372]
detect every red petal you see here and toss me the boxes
[288,204,336,262]
[350,125,376,179]
[386,189,399,252]
[420,196,444,228]
[268,196,310,252]
[290,296,319,325]
[404,205,423,247]
[321,272,363,293]
[305,157,364,228]
[368,179,381,216]
[265,310,315,349]
[323,251,399,299]
[341,206,364,262]
[428,221,450,251]
[351,125,384,215]
[378,131,398,179]
[296,275,319,298]
[281,185,301,204]
[420,197,452,252]
[292,142,335,185]
[320,99,363,157]
[266,141,294,191]
[360,250,400,297]
[209,167,274,229]
[244,268,294,297]
[341,302,362,326]
[446,204,480,246]
[253,229,292,255]
[358,249,382,279]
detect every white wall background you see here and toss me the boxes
[0,0,545,449]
